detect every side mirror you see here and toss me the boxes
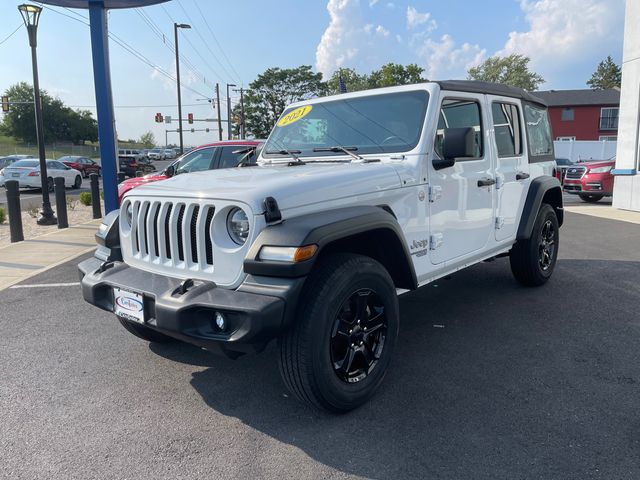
[433,127,476,170]
[165,165,175,177]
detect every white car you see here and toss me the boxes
[0,158,82,190]
[80,81,563,412]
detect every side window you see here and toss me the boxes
[524,103,553,159]
[175,148,215,175]
[492,102,522,157]
[218,146,256,169]
[435,99,483,159]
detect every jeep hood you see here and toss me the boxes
[125,162,402,213]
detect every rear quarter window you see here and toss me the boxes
[524,103,554,162]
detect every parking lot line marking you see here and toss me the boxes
[10,282,81,289]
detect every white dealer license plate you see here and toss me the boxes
[113,287,145,323]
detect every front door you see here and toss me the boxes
[429,93,495,265]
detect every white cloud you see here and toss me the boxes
[418,34,486,80]
[499,0,624,72]
[406,6,436,31]
[316,0,396,77]
[376,25,390,37]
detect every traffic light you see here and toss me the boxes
[154,112,163,123]
[188,113,194,124]
[1,96,9,113]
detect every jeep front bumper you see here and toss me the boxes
[78,256,302,356]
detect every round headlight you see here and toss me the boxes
[227,207,249,245]
[124,202,133,227]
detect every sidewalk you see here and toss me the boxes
[0,219,100,290]
[564,204,640,225]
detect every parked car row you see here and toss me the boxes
[117,140,263,203]
[0,158,83,190]
[555,157,615,203]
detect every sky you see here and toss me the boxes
[0,0,627,146]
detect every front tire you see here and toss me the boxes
[509,204,559,286]
[73,175,82,189]
[279,253,399,413]
[579,193,603,203]
[118,317,176,343]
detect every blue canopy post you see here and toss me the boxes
[88,1,117,213]
[39,0,169,214]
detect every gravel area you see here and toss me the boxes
[0,200,103,248]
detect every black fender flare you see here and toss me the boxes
[517,175,564,240]
[244,205,418,289]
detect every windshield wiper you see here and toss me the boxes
[313,146,364,161]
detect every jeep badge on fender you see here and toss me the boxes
[79,81,562,413]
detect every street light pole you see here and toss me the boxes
[174,22,190,156]
[18,4,56,225]
[215,83,223,141]
[233,87,245,139]
[226,83,236,140]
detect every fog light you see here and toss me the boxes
[214,311,226,330]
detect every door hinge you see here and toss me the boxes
[429,233,444,250]
[428,186,442,203]
[495,216,505,229]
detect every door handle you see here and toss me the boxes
[516,172,530,180]
[477,177,496,187]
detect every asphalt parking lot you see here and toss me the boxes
[1,211,638,479]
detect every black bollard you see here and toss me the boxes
[5,180,24,243]
[117,172,126,183]
[54,177,68,229]
[89,173,102,219]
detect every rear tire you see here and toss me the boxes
[47,177,54,192]
[510,204,559,286]
[117,317,176,343]
[579,193,603,203]
[278,253,399,413]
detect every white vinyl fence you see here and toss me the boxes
[553,140,617,162]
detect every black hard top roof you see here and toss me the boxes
[436,80,547,106]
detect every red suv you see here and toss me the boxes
[563,159,615,203]
[117,140,263,203]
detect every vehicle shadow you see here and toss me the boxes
[150,258,640,479]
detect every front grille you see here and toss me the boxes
[565,166,586,179]
[126,199,216,270]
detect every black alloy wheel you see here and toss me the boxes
[330,288,387,384]
[538,219,556,272]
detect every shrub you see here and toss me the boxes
[0,206,5,224]
[79,191,92,206]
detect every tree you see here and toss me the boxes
[467,54,544,91]
[587,56,621,90]
[368,63,427,89]
[327,68,370,94]
[242,66,328,138]
[0,82,97,144]
[326,63,427,95]
[139,131,156,148]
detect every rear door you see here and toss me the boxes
[489,98,529,242]
[429,93,496,265]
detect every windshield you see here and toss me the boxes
[263,90,429,159]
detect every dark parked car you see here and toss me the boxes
[0,154,34,172]
[59,155,101,178]
[118,157,140,178]
[554,157,573,184]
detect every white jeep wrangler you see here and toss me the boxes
[79,81,563,412]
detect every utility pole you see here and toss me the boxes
[226,83,236,140]
[215,83,222,141]
[233,87,245,139]
[174,22,191,155]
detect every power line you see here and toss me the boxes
[167,2,240,85]
[190,0,242,84]
[36,4,212,100]
[0,23,23,47]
